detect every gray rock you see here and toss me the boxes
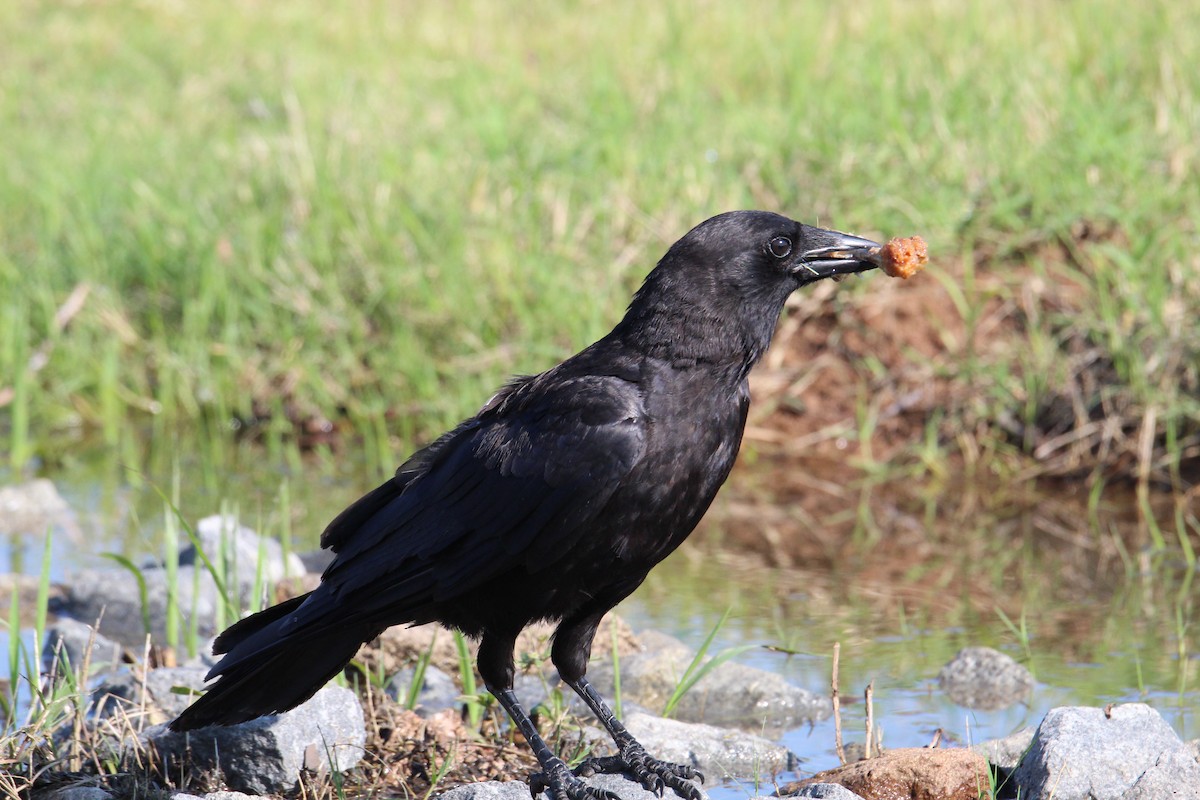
[435,772,706,800]
[0,478,70,534]
[42,618,126,675]
[181,515,305,586]
[972,725,1035,770]
[1124,748,1200,799]
[938,646,1034,710]
[621,711,795,779]
[781,784,867,799]
[582,773,705,800]
[589,631,828,730]
[146,685,365,794]
[514,670,566,716]
[434,782,535,800]
[1190,738,1200,762]
[36,788,113,800]
[386,664,462,716]
[93,665,210,721]
[1012,703,1200,799]
[54,565,224,647]
[297,548,334,574]
[170,793,265,800]
[55,515,302,648]
[0,572,65,628]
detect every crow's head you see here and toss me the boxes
[667,210,882,292]
[617,211,883,369]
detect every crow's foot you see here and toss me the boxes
[573,743,703,800]
[529,756,622,800]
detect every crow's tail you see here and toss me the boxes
[170,592,378,731]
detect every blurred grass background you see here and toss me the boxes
[0,0,1197,486]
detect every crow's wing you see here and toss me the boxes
[284,372,646,630]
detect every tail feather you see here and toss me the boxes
[171,596,379,731]
[213,592,309,655]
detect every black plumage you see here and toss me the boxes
[172,210,884,800]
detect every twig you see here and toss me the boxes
[864,680,874,760]
[831,642,845,765]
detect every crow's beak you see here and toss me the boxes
[793,228,882,284]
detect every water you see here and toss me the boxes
[3,438,1197,791]
[630,549,1197,789]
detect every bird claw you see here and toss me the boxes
[528,761,623,800]
[572,746,703,800]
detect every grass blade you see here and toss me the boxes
[663,607,755,718]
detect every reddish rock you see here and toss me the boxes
[778,748,993,800]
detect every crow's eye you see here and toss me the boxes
[767,236,792,258]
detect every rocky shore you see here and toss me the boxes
[6,509,1199,799]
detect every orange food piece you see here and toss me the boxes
[879,236,928,279]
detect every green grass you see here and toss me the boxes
[662,606,754,718]
[1,0,1197,479]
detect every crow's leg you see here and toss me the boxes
[564,675,703,800]
[552,606,703,800]
[478,632,619,800]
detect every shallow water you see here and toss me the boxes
[4,437,1197,791]
[630,551,1197,789]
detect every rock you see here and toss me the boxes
[0,572,65,628]
[146,685,365,794]
[580,773,706,800]
[972,725,1035,770]
[386,664,462,716]
[937,646,1033,710]
[511,669,565,716]
[93,665,210,723]
[42,618,126,675]
[35,787,113,800]
[589,630,828,730]
[54,516,302,649]
[620,711,795,779]
[1012,703,1200,800]
[435,772,706,800]
[777,748,991,800]
[53,565,224,647]
[182,515,305,586]
[1124,748,1200,799]
[0,478,70,534]
[296,547,335,574]
[434,782,536,800]
[777,784,867,799]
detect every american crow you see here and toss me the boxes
[172,210,885,800]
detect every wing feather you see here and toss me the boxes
[285,372,645,631]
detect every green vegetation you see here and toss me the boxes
[662,606,754,718]
[1,0,1196,484]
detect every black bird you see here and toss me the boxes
[172,211,884,800]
